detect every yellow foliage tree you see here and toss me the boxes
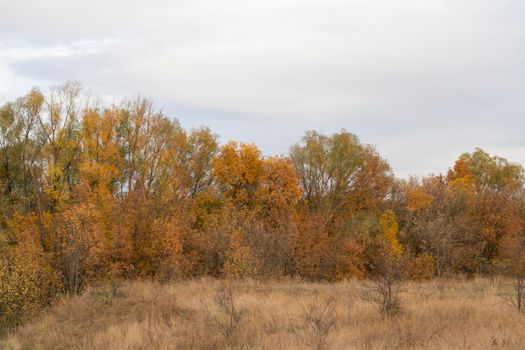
[79,108,122,197]
[379,209,403,255]
[212,141,263,206]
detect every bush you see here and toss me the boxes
[301,295,337,350]
[409,253,436,280]
[362,251,406,317]
[212,281,248,342]
[0,248,61,332]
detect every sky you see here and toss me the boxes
[1,0,524,177]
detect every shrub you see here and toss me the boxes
[0,248,61,333]
[409,253,436,280]
[301,295,337,350]
[212,281,248,342]
[362,251,406,317]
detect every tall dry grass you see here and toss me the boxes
[1,277,524,349]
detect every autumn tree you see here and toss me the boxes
[78,108,123,198]
[290,130,393,279]
[448,148,524,192]
[0,214,60,331]
[211,142,303,277]
[182,127,219,198]
[212,141,263,207]
[399,175,483,276]
[448,149,525,271]
[223,228,260,279]
[50,192,104,295]
[114,98,187,198]
[289,212,331,280]
[36,81,84,210]
[251,157,301,277]
[379,209,402,256]
[499,229,525,312]
[0,88,45,214]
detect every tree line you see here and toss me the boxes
[1,81,524,328]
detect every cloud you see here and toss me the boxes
[1,0,524,177]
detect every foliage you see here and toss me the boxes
[0,215,61,332]
[1,82,525,330]
[409,253,436,280]
[379,209,402,255]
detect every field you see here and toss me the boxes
[1,277,524,350]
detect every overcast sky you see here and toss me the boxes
[1,0,524,177]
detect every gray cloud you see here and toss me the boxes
[1,0,524,177]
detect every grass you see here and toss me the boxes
[2,277,524,349]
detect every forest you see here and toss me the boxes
[1,81,525,337]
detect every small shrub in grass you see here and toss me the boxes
[499,275,525,313]
[212,281,248,343]
[300,295,337,350]
[87,280,125,307]
[362,251,406,317]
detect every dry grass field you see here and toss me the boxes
[2,277,524,350]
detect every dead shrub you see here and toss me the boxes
[300,295,337,350]
[212,281,248,342]
[362,252,405,317]
[499,275,525,313]
[87,280,125,307]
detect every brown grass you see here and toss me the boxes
[2,277,525,349]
